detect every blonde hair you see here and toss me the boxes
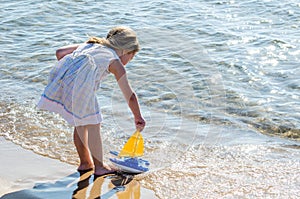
[87,26,140,53]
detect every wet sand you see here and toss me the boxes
[0,137,156,199]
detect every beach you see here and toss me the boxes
[0,137,156,199]
[1,0,300,198]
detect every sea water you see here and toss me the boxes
[0,0,299,198]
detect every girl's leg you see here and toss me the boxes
[74,126,94,171]
[87,124,115,175]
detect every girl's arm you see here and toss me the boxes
[109,60,146,131]
[56,44,80,60]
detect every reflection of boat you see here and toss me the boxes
[110,151,150,174]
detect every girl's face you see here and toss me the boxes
[120,52,136,66]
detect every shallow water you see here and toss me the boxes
[1,0,300,198]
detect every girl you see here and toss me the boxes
[38,26,146,175]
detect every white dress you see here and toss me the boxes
[37,43,120,126]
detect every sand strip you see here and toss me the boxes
[0,137,75,197]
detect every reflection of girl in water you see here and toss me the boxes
[73,172,140,199]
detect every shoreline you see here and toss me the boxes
[0,137,156,199]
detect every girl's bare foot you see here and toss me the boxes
[94,163,118,176]
[77,162,94,172]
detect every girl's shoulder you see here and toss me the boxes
[73,43,119,62]
[90,44,120,61]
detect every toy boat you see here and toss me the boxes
[109,151,150,174]
[109,130,150,174]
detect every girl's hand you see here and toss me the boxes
[135,116,146,132]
